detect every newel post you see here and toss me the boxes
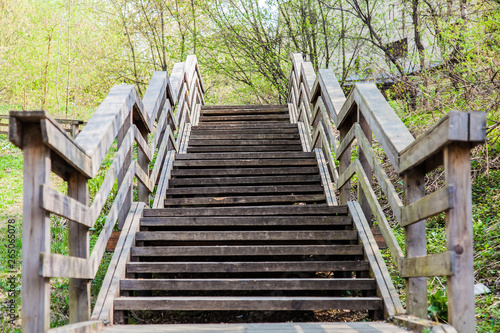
[21,123,51,332]
[444,143,475,333]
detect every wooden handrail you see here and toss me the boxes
[289,53,485,333]
[10,55,205,332]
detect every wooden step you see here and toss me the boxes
[164,194,326,206]
[187,145,303,152]
[175,152,313,160]
[120,278,376,291]
[173,159,316,167]
[114,296,383,311]
[190,128,299,134]
[201,109,288,115]
[126,260,369,274]
[169,175,321,186]
[189,133,299,140]
[188,139,300,146]
[201,105,287,110]
[166,185,324,196]
[144,205,348,217]
[194,123,297,129]
[199,115,290,122]
[135,230,358,242]
[171,167,319,177]
[140,216,352,227]
[130,245,363,257]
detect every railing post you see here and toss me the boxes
[137,126,150,205]
[403,168,427,319]
[117,113,133,229]
[68,171,90,323]
[444,143,474,333]
[21,123,51,333]
[338,115,355,204]
[358,113,373,224]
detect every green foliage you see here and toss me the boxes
[428,288,448,322]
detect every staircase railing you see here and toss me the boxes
[9,55,204,333]
[288,53,485,333]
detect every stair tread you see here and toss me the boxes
[140,215,352,227]
[187,146,303,152]
[144,205,348,217]
[126,261,370,273]
[175,152,314,159]
[171,167,319,177]
[164,194,326,206]
[166,185,324,195]
[131,245,363,257]
[114,296,383,311]
[120,278,376,291]
[169,175,322,186]
[136,230,358,241]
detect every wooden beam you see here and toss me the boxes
[46,320,104,333]
[348,202,404,317]
[401,252,455,278]
[134,125,152,162]
[152,150,176,209]
[40,118,93,178]
[89,163,135,276]
[75,85,144,175]
[90,126,134,223]
[399,111,469,174]
[317,69,346,123]
[67,171,90,323]
[445,144,475,332]
[297,121,311,152]
[21,123,51,333]
[355,124,403,222]
[337,84,415,171]
[135,161,154,193]
[92,203,144,322]
[40,253,92,279]
[40,185,92,227]
[314,148,337,206]
[141,71,168,128]
[401,185,454,227]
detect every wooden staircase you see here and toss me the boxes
[113,105,384,323]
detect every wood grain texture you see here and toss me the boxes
[40,184,91,227]
[401,185,454,227]
[21,123,51,333]
[444,144,475,332]
[401,252,455,278]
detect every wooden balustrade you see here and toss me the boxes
[9,55,205,332]
[288,53,485,333]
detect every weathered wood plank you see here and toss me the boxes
[355,161,404,268]
[140,215,352,227]
[297,121,312,152]
[400,111,469,174]
[173,159,317,167]
[120,278,375,291]
[126,260,369,274]
[141,71,168,127]
[47,320,104,333]
[337,84,415,171]
[92,203,144,322]
[166,185,323,195]
[135,230,357,242]
[21,123,51,333]
[90,126,134,223]
[175,152,314,160]
[152,150,175,209]
[144,204,347,217]
[401,252,455,278]
[40,184,92,227]
[114,296,383,311]
[131,245,363,257]
[355,124,403,222]
[188,139,300,146]
[40,253,91,279]
[401,185,454,227]
[67,172,91,323]
[164,194,326,206]
[89,163,135,276]
[75,85,147,175]
[135,161,154,193]
[187,145,303,152]
[314,148,337,206]
[134,125,152,162]
[169,174,321,186]
[40,118,93,178]
[349,202,404,317]
[444,144,475,332]
[190,133,299,140]
[317,69,347,123]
